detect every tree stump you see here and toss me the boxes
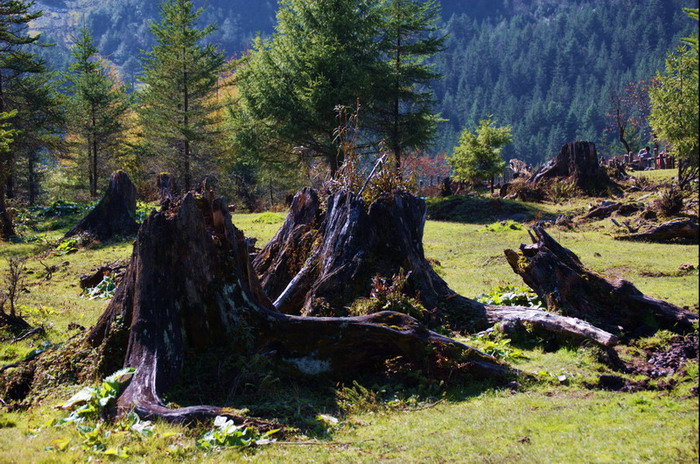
[528,142,616,196]
[73,191,512,424]
[66,171,139,241]
[156,173,178,202]
[255,188,620,347]
[505,227,698,336]
[255,188,476,319]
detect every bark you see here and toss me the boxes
[484,307,618,347]
[65,170,139,241]
[81,191,511,425]
[255,188,619,347]
[505,226,698,336]
[615,218,699,244]
[583,201,642,220]
[156,173,178,202]
[528,142,616,195]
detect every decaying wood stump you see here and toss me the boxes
[505,227,698,336]
[255,189,478,318]
[255,188,620,347]
[615,218,699,244]
[528,142,616,195]
[78,191,514,424]
[0,206,13,241]
[156,173,178,202]
[66,171,139,241]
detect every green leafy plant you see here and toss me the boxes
[477,285,543,309]
[59,367,136,424]
[84,276,117,300]
[196,416,278,449]
[549,179,577,203]
[469,329,528,362]
[55,238,79,255]
[349,269,427,319]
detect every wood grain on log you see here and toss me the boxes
[505,226,697,336]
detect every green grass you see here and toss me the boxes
[1,196,698,463]
[634,168,678,182]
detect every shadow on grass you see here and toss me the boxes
[165,347,504,438]
[426,195,554,225]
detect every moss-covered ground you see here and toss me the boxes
[0,178,697,463]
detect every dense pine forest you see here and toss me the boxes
[31,0,698,163]
[1,1,699,463]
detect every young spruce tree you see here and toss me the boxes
[374,0,445,173]
[139,0,225,190]
[65,26,129,198]
[235,0,381,176]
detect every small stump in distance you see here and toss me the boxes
[65,171,139,241]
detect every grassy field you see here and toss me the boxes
[0,189,698,463]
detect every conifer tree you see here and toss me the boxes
[0,0,45,239]
[139,0,225,191]
[449,118,512,194]
[374,0,445,173]
[8,72,66,205]
[235,0,382,176]
[64,26,129,197]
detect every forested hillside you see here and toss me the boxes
[433,0,699,163]
[31,0,697,164]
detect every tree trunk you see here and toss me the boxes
[156,172,178,202]
[254,188,620,347]
[78,190,512,424]
[0,170,13,240]
[528,142,616,196]
[66,170,139,241]
[505,226,698,336]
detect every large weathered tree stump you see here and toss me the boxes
[77,191,514,424]
[255,188,620,347]
[528,142,616,196]
[66,171,139,241]
[505,227,698,336]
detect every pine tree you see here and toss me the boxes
[0,0,45,239]
[139,0,225,191]
[8,73,66,205]
[374,0,445,173]
[64,26,129,197]
[234,0,382,176]
[449,118,512,194]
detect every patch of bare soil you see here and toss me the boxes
[593,334,699,394]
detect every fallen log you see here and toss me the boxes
[66,171,140,241]
[615,218,699,244]
[484,307,618,347]
[505,227,698,336]
[584,201,642,220]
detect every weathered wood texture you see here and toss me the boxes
[615,217,699,244]
[84,192,511,424]
[528,142,616,195]
[505,227,697,336]
[66,171,139,240]
[254,188,619,347]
